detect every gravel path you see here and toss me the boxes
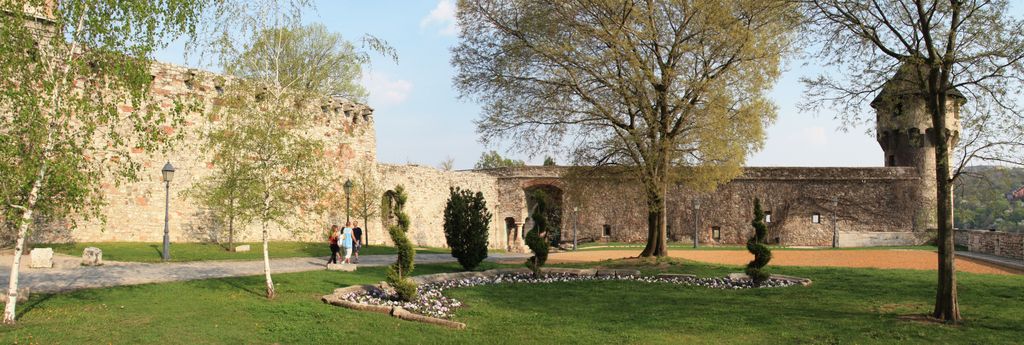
[542,249,1023,275]
[0,253,528,294]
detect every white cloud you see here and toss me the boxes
[801,126,829,146]
[420,0,459,36]
[364,71,413,108]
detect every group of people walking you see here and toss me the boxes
[328,221,362,265]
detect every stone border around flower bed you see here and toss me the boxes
[320,267,812,329]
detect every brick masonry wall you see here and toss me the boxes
[955,230,1024,260]
[32,62,377,244]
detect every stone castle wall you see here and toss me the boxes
[955,229,1024,260]
[24,60,936,249]
[484,166,931,248]
[376,164,506,249]
[32,62,377,244]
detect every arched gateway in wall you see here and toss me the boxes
[504,180,565,252]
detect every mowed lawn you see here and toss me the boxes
[1,259,1021,344]
[41,242,450,263]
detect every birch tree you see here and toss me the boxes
[0,0,206,324]
[800,0,1024,322]
[453,0,800,256]
[194,0,394,298]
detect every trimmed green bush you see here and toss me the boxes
[382,185,417,300]
[443,187,492,271]
[745,198,773,283]
[525,191,550,277]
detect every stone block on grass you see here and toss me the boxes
[234,245,251,252]
[82,247,103,266]
[327,263,357,272]
[30,248,53,268]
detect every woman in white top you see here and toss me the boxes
[341,221,354,264]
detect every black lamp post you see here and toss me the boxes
[693,198,701,248]
[161,162,175,262]
[343,179,353,224]
[832,196,839,248]
[573,206,579,251]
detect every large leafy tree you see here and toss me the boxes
[0,0,206,324]
[801,0,1024,322]
[453,0,800,256]
[225,23,374,101]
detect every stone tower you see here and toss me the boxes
[871,63,964,232]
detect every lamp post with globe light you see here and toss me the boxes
[161,162,175,262]
[344,179,353,224]
[693,198,701,248]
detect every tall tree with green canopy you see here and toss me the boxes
[800,0,1024,322]
[453,0,800,257]
[191,0,395,299]
[225,23,375,101]
[0,0,207,324]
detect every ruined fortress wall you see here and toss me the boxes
[488,167,929,247]
[32,62,377,244]
[377,164,506,249]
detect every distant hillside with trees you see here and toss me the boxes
[954,166,1024,233]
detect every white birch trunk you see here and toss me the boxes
[262,223,274,299]
[3,163,46,325]
[262,192,274,299]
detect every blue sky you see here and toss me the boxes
[156,0,1024,170]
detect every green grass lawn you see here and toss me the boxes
[1,258,1021,344]
[40,242,450,263]
[574,241,938,252]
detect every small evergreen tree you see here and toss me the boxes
[443,187,492,271]
[382,185,417,300]
[525,191,550,277]
[745,198,773,284]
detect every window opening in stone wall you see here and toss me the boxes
[812,213,821,224]
[712,226,721,241]
[603,224,612,237]
[764,211,772,223]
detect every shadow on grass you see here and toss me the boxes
[150,244,162,260]
[15,293,55,320]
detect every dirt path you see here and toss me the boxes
[546,249,1023,275]
[0,253,529,294]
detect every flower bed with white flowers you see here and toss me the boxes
[321,268,810,329]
